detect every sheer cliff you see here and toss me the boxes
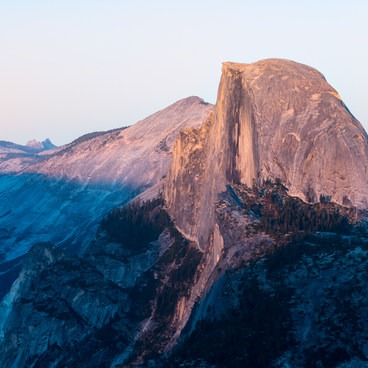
[165,59,368,249]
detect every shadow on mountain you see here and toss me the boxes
[0,172,144,298]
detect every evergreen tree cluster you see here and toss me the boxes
[170,272,292,368]
[234,181,352,238]
[100,197,169,253]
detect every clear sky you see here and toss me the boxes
[1,0,367,146]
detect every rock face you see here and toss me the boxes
[1,182,367,368]
[165,59,368,249]
[0,242,133,368]
[0,200,204,368]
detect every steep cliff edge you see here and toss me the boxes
[165,59,368,249]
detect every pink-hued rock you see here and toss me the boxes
[165,59,368,248]
[28,96,213,189]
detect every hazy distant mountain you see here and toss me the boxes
[0,138,56,154]
[0,138,58,173]
[0,60,367,368]
[25,138,56,151]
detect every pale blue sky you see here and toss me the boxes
[1,0,367,146]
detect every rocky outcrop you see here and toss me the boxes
[0,200,204,368]
[26,138,56,151]
[165,59,368,250]
[1,179,367,368]
[169,228,368,368]
[0,242,134,368]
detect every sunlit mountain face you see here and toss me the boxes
[0,60,368,368]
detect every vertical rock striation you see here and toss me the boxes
[165,59,368,250]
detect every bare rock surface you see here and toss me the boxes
[165,59,368,249]
[28,96,213,188]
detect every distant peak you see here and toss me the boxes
[26,139,43,149]
[26,138,56,150]
[223,58,301,69]
[42,138,56,149]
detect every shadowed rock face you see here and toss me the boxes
[165,59,368,248]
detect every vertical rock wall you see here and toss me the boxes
[165,59,368,251]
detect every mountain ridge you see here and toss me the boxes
[0,96,213,287]
[25,96,213,186]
